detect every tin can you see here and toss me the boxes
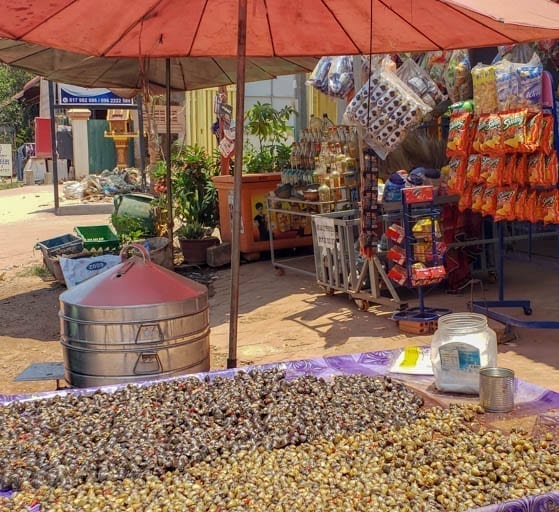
[479,367,515,413]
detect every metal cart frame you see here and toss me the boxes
[311,209,406,310]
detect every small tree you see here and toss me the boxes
[0,65,35,145]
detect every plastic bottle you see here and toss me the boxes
[431,313,497,394]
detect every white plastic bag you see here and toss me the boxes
[59,254,121,288]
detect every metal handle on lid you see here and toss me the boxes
[119,243,151,262]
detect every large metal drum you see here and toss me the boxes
[59,244,210,387]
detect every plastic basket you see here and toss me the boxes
[36,233,84,258]
[75,225,120,252]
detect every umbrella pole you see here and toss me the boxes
[227,0,248,369]
[165,58,174,246]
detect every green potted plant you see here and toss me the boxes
[152,144,220,265]
[243,101,295,174]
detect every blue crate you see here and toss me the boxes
[36,233,84,258]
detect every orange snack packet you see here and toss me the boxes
[515,154,529,187]
[481,187,498,217]
[525,190,538,223]
[501,109,527,153]
[458,182,473,212]
[522,112,543,153]
[494,186,517,221]
[471,184,485,213]
[481,155,505,186]
[446,112,472,157]
[478,113,503,155]
[535,191,546,221]
[503,154,516,185]
[528,152,546,187]
[544,153,559,187]
[541,190,559,224]
[514,187,528,221]
[446,156,467,194]
[541,114,555,156]
[466,154,481,183]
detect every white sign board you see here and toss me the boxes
[314,217,336,249]
[0,144,12,177]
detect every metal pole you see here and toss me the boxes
[165,58,173,246]
[136,94,147,192]
[47,81,60,213]
[228,0,248,369]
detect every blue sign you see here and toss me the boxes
[59,84,133,106]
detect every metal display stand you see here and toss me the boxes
[266,195,350,277]
[311,209,406,310]
[471,70,559,330]
[390,192,451,323]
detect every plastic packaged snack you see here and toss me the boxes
[458,182,473,212]
[528,152,546,187]
[446,112,472,157]
[306,57,333,93]
[481,187,498,217]
[541,190,559,224]
[494,186,517,221]
[544,153,559,187]
[481,155,505,186]
[523,112,543,153]
[494,61,517,112]
[327,56,354,98]
[541,114,555,155]
[515,154,529,187]
[514,187,528,221]
[444,49,473,103]
[471,63,498,116]
[420,51,450,92]
[503,154,516,185]
[466,154,481,183]
[447,156,467,194]
[474,114,502,155]
[514,55,543,111]
[397,58,445,108]
[446,100,474,115]
[525,190,538,223]
[471,184,485,213]
[501,109,527,153]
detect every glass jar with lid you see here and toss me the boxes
[430,313,497,394]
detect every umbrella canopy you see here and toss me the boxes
[0,39,318,91]
[0,0,558,58]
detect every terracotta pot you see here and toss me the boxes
[179,237,219,265]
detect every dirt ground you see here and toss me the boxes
[2,183,559,397]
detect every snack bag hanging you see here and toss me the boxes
[525,190,538,223]
[495,186,517,221]
[446,157,467,194]
[327,56,354,98]
[471,184,485,213]
[541,114,555,156]
[494,61,517,112]
[444,49,473,103]
[396,58,445,108]
[466,154,482,183]
[446,112,472,157]
[544,153,559,187]
[514,187,528,221]
[514,54,543,112]
[541,190,559,224]
[515,154,529,186]
[458,183,473,212]
[502,154,517,185]
[522,112,543,153]
[528,152,546,186]
[471,63,498,116]
[476,113,503,155]
[481,155,505,186]
[306,57,333,93]
[481,187,498,217]
[501,110,527,153]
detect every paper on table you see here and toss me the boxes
[389,346,434,375]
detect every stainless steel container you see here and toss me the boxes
[59,244,210,387]
[479,367,515,413]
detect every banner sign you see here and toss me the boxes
[314,217,336,249]
[0,144,12,177]
[59,84,133,106]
